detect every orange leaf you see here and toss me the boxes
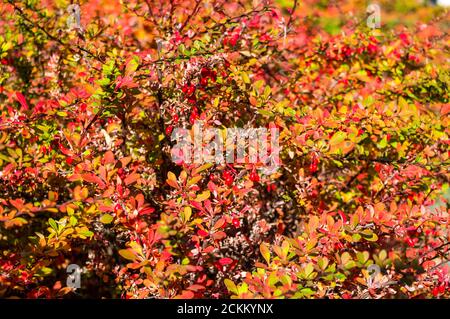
[125,172,140,185]
[166,172,179,188]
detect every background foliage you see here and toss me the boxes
[0,0,449,298]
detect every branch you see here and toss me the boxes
[8,0,104,64]
[178,0,202,33]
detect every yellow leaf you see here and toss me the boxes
[119,249,136,261]
[181,206,192,222]
[260,243,271,264]
[166,172,178,188]
[195,190,210,201]
[187,175,202,187]
[224,279,238,294]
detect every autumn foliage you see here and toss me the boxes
[0,0,449,299]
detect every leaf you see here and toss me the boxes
[125,56,139,76]
[330,131,346,146]
[5,217,28,228]
[260,243,271,264]
[124,172,140,185]
[78,230,94,238]
[100,214,114,224]
[187,175,202,187]
[81,173,106,188]
[304,263,316,278]
[363,232,379,242]
[213,218,225,230]
[341,252,352,265]
[69,216,77,226]
[281,240,290,259]
[193,163,213,175]
[357,251,370,264]
[166,172,178,188]
[35,267,53,277]
[181,206,192,222]
[187,284,205,292]
[441,103,450,116]
[361,229,379,242]
[218,257,233,266]
[224,279,238,294]
[241,72,250,84]
[103,150,115,164]
[195,190,210,201]
[119,249,136,261]
[15,92,28,111]
[48,218,58,231]
[212,231,226,240]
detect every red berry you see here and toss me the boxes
[367,43,378,55]
[405,237,415,247]
[172,114,179,123]
[223,170,234,186]
[232,218,240,228]
[165,125,173,135]
[249,170,259,183]
[432,287,439,297]
[201,67,209,77]
[439,285,445,294]
[189,112,198,124]
[386,133,391,142]
[310,155,319,173]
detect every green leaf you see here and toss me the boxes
[357,251,370,264]
[48,218,58,231]
[330,131,346,146]
[100,214,114,224]
[35,267,53,277]
[78,230,94,237]
[69,216,77,226]
[361,230,379,242]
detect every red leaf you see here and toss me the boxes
[441,103,450,116]
[15,92,28,111]
[218,257,233,266]
[103,151,115,164]
[187,284,205,292]
[212,231,226,240]
[138,207,155,216]
[198,229,209,237]
[81,173,106,189]
[124,172,140,185]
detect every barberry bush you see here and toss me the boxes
[0,0,449,299]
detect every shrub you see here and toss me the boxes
[0,0,448,299]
